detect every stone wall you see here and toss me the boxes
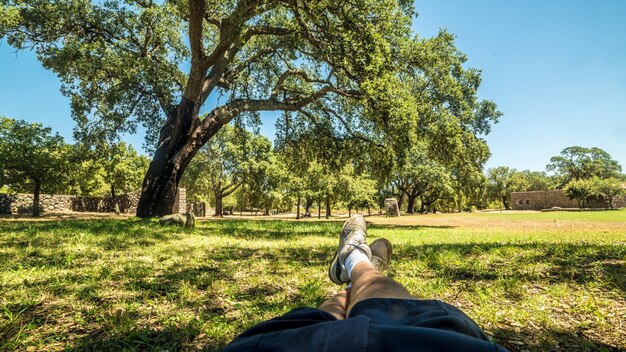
[511,190,612,210]
[0,193,73,214]
[610,195,626,209]
[71,190,141,214]
[187,201,206,217]
[173,188,186,214]
[0,188,184,215]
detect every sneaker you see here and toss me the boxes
[370,238,392,273]
[328,215,372,284]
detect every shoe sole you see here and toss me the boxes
[370,238,392,272]
[328,250,343,284]
[329,216,367,285]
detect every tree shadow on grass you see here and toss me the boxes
[368,223,457,230]
[0,219,182,250]
[393,242,626,293]
[2,220,624,351]
[493,326,622,352]
[198,219,340,239]
[196,219,456,240]
[67,325,202,352]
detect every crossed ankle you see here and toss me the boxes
[344,248,371,279]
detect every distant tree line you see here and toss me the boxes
[3,116,624,217]
[486,146,625,210]
[0,117,149,216]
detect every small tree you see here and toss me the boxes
[181,125,272,216]
[97,143,149,199]
[338,165,377,216]
[0,117,72,216]
[564,179,596,208]
[592,177,625,209]
[486,166,515,210]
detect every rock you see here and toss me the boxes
[159,211,196,228]
[384,198,400,217]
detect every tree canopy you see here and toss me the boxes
[0,117,73,216]
[1,0,501,217]
[547,146,622,187]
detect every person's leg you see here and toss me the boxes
[345,261,415,316]
[327,215,415,315]
[318,288,350,320]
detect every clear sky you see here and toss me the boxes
[1,0,625,172]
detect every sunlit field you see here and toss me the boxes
[1,210,625,351]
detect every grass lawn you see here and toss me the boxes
[1,211,625,351]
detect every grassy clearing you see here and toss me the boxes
[0,211,625,351]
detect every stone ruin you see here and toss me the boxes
[384,198,401,217]
[0,188,206,216]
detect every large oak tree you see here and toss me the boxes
[1,0,500,217]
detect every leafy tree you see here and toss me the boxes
[486,166,515,210]
[181,124,271,216]
[419,172,454,213]
[0,117,73,216]
[337,165,377,216]
[247,154,291,215]
[97,143,149,199]
[592,177,625,209]
[509,170,555,192]
[564,178,596,208]
[547,146,622,187]
[65,149,109,196]
[392,147,453,214]
[485,168,556,210]
[2,0,500,217]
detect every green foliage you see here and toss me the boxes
[181,124,274,215]
[0,117,74,215]
[97,143,150,197]
[590,177,625,209]
[547,146,622,187]
[337,165,377,213]
[68,143,149,197]
[393,146,455,213]
[486,167,557,210]
[241,151,291,215]
[2,0,500,215]
[486,166,515,210]
[564,178,596,208]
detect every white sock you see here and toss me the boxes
[344,248,370,279]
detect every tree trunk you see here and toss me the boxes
[296,195,301,219]
[348,208,352,217]
[136,98,222,218]
[111,184,120,214]
[325,194,331,219]
[502,196,510,210]
[305,198,313,217]
[406,195,416,214]
[32,179,41,217]
[214,194,223,217]
[318,201,321,219]
[397,193,404,213]
[264,208,270,216]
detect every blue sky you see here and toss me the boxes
[1,0,625,172]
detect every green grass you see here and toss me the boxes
[0,212,625,351]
